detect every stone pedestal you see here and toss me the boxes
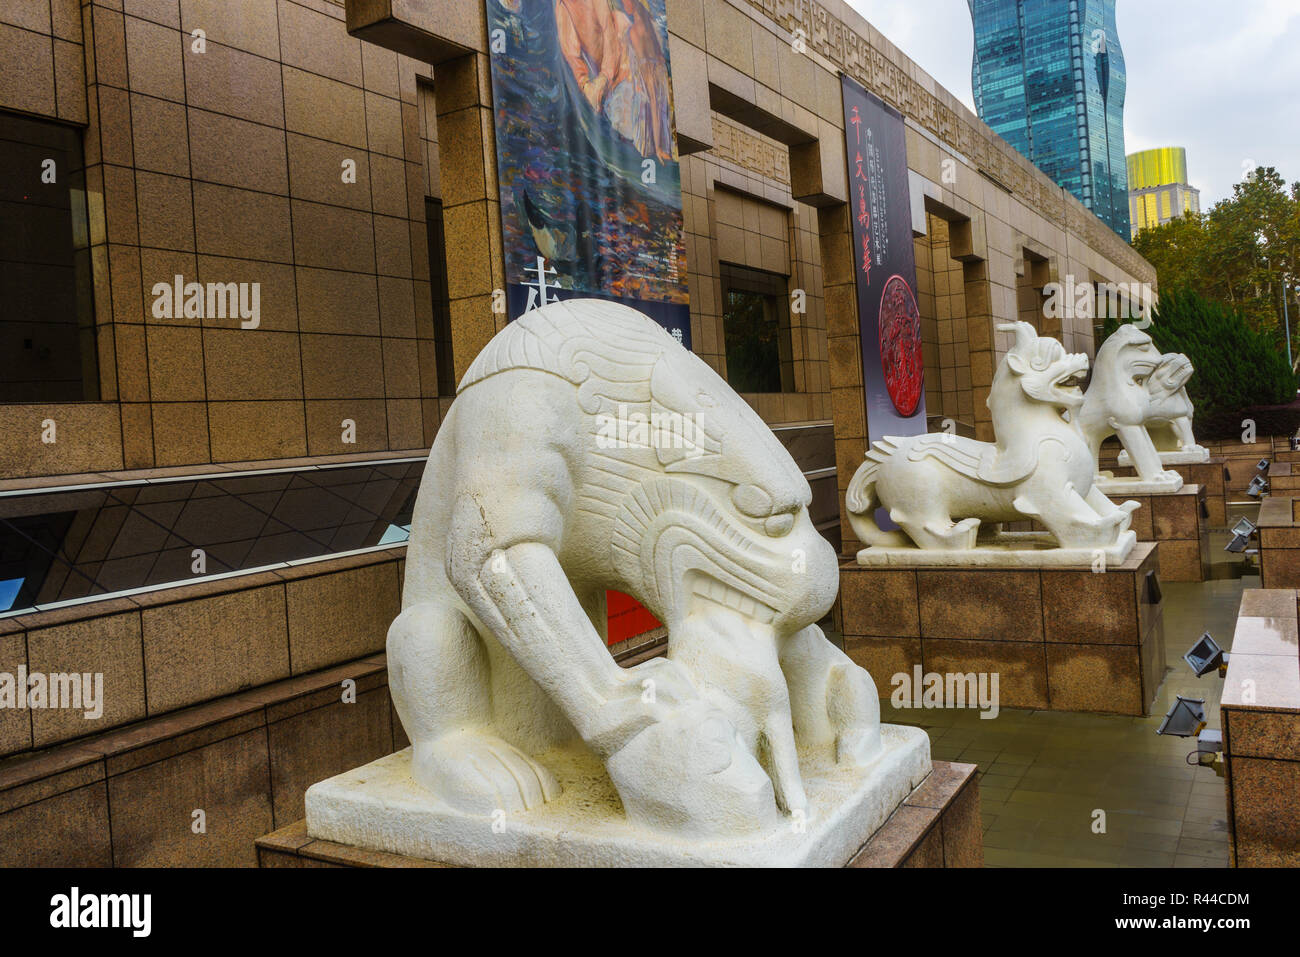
[1256,497,1300,589]
[836,542,1165,716]
[1119,484,1210,582]
[258,760,982,868]
[1221,589,1300,867]
[297,726,930,867]
[1107,458,1227,529]
[1267,462,1300,494]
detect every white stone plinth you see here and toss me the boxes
[305,724,931,868]
[1094,472,1183,495]
[856,529,1137,567]
[1116,447,1211,467]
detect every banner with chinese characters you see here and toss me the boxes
[841,76,926,442]
[484,0,691,346]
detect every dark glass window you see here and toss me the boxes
[720,262,794,394]
[0,459,423,615]
[425,197,456,396]
[0,111,98,401]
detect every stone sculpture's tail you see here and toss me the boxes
[845,442,909,548]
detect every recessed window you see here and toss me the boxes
[424,198,455,396]
[720,262,794,394]
[0,111,98,402]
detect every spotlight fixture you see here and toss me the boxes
[1197,729,1223,758]
[1257,459,1271,473]
[1225,532,1260,554]
[1192,729,1224,773]
[1156,695,1206,737]
[1184,632,1229,677]
[1246,475,1269,498]
[1226,516,1260,553]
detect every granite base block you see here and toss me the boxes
[1257,497,1300,590]
[837,542,1164,716]
[1110,460,1227,529]
[1221,588,1300,867]
[300,726,930,867]
[1113,485,1209,582]
[257,760,981,868]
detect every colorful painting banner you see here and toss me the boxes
[484,0,691,346]
[841,75,926,442]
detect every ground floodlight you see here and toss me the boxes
[1184,632,1228,677]
[1197,729,1223,757]
[1225,533,1251,553]
[1257,459,1271,473]
[1156,696,1207,737]
[1247,475,1269,498]
[1193,729,1224,770]
[1232,517,1258,538]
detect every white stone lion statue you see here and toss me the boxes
[1079,324,1204,493]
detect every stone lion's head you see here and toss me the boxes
[1087,324,1166,424]
[995,321,1090,414]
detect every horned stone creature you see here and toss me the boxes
[846,321,1138,559]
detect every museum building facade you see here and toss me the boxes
[0,0,1154,866]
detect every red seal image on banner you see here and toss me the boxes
[878,274,923,417]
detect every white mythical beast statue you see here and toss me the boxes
[846,321,1138,564]
[1079,324,1205,494]
[1084,326,1209,480]
[319,299,927,865]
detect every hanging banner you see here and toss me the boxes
[484,0,690,346]
[841,75,926,442]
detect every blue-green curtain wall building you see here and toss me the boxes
[968,0,1130,238]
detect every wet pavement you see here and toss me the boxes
[883,530,1256,867]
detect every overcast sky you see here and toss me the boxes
[846,0,1300,207]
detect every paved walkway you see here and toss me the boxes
[881,534,1252,867]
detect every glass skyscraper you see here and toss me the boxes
[969,0,1130,238]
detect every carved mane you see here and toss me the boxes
[458,300,673,412]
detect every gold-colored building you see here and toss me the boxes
[1128,146,1201,238]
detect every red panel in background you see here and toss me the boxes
[605,590,661,644]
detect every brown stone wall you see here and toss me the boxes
[0,652,403,867]
[1222,589,1300,867]
[0,546,407,866]
[684,115,830,423]
[0,0,445,480]
[0,545,403,760]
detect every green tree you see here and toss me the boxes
[1132,166,1300,362]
